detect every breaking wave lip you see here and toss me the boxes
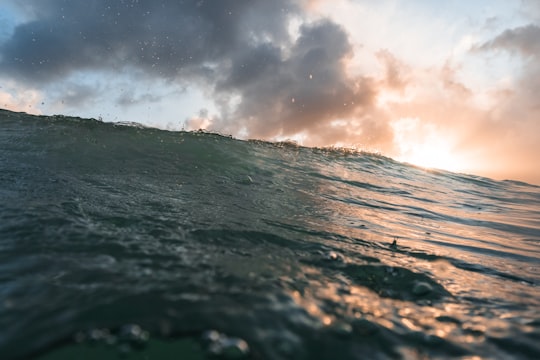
[1,109,540,360]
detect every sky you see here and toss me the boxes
[0,0,539,184]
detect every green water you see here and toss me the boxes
[1,109,539,359]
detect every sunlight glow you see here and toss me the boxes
[399,138,462,172]
[392,117,467,173]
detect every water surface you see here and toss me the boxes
[1,109,539,359]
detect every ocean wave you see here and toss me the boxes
[1,109,539,359]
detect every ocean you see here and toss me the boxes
[1,108,539,359]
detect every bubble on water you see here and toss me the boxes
[119,324,149,348]
[221,338,250,359]
[202,330,250,359]
[121,324,142,338]
[202,330,222,344]
[412,282,433,296]
[239,175,254,184]
[325,251,344,262]
[88,328,108,342]
[329,321,353,337]
[69,325,152,355]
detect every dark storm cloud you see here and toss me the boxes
[214,20,380,142]
[0,0,298,83]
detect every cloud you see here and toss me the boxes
[0,80,43,113]
[476,23,540,113]
[212,20,386,147]
[0,0,298,84]
[185,108,213,131]
[476,24,540,58]
[521,0,540,22]
[360,31,540,184]
[375,49,410,92]
[56,83,100,107]
[451,22,540,183]
[116,90,161,107]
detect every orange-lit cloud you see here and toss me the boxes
[373,48,540,183]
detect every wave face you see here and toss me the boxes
[1,109,539,359]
